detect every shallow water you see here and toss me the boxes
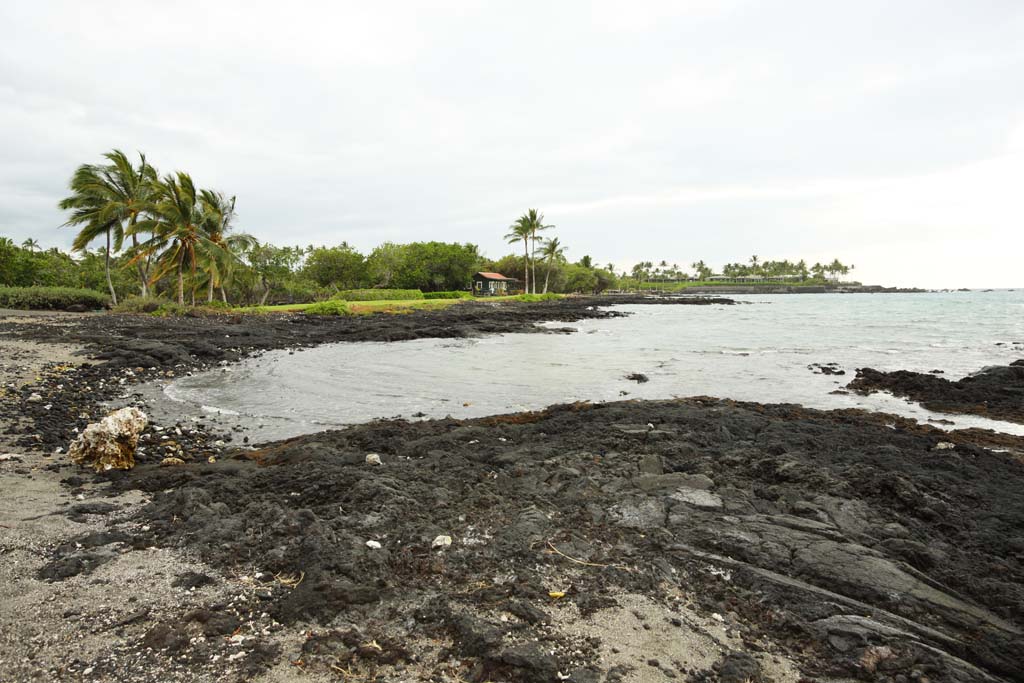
[166,291,1024,439]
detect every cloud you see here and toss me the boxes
[1,1,1022,287]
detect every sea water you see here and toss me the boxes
[165,290,1024,440]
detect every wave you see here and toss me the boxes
[200,404,241,416]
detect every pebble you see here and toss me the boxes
[366,453,383,466]
[432,535,452,549]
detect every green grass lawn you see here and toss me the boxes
[232,293,564,315]
[234,298,464,315]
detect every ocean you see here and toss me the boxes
[165,290,1024,440]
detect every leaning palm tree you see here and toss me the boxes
[504,217,532,294]
[21,238,40,252]
[58,165,125,304]
[142,172,215,305]
[58,150,157,301]
[198,190,256,303]
[540,237,567,293]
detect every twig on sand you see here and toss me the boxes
[546,540,630,571]
[274,570,304,588]
[96,607,150,633]
[330,663,370,681]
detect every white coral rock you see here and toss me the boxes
[68,407,148,472]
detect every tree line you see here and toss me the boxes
[2,230,621,306]
[4,150,620,305]
[9,149,859,304]
[0,237,121,292]
[627,255,855,284]
[56,150,253,305]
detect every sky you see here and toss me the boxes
[1,1,1022,288]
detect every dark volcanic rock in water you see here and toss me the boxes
[73,397,1024,682]
[848,360,1024,424]
[808,362,846,376]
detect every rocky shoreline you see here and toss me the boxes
[1,299,1023,683]
[849,362,1024,425]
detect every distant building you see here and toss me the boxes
[473,271,519,295]
[707,274,804,283]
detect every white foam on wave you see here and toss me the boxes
[200,404,241,416]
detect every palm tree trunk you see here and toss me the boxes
[530,237,536,294]
[128,218,147,297]
[543,257,553,294]
[145,248,154,289]
[207,277,214,303]
[532,255,537,293]
[259,277,271,305]
[522,239,529,295]
[190,256,197,306]
[220,286,228,304]
[104,229,118,306]
[176,253,185,305]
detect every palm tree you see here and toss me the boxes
[58,150,157,301]
[827,258,848,282]
[504,217,532,294]
[630,263,644,288]
[21,238,40,252]
[59,164,126,304]
[540,237,566,293]
[749,254,760,276]
[691,260,711,280]
[517,209,554,293]
[142,172,215,305]
[107,150,158,296]
[198,190,256,303]
[796,259,809,280]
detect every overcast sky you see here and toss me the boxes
[2,1,1022,287]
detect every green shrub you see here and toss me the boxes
[331,289,423,301]
[423,290,472,300]
[303,300,352,316]
[151,302,191,317]
[514,293,562,302]
[0,286,110,311]
[113,295,169,314]
[147,301,240,317]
